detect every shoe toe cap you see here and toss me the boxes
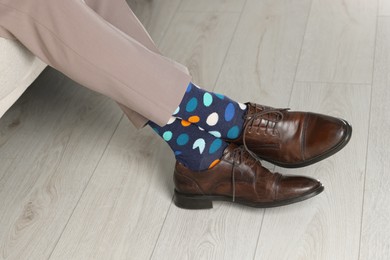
[303,114,352,160]
[276,175,323,200]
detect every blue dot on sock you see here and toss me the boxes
[186,98,198,112]
[186,83,192,93]
[174,151,182,156]
[224,103,235,122]
[163,131,173,141]
[203,93,213,107]
[227,126,240,139]
[209,139,223,154]
[177,134,189,146]
[215,93,225,100]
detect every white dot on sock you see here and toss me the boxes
[167,117,176,125]
[238,102,247,110]
[173,106,180,115]
[206,113,219,126]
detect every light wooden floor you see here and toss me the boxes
[0,0,388,259]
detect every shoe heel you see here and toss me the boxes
[173,190,213,209]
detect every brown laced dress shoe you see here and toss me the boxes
[231,103,352,168]
[173,143,324,209]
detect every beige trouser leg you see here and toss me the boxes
[0,0,191,128]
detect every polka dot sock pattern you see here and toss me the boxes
[149,118,228,171]
[173,82,247,140]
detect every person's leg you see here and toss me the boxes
[0,0,240,171]
[81,0,248,136]
[83,0,160,54]
[0,0,233,171]
[0,0,190,127]
[81,0,163,127]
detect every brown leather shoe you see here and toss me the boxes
[173,143,324,209]
[231,103,352,168]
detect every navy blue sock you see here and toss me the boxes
[149,118,228,171]
[172,82,247,140]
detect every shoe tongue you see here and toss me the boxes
[222,143,275,176]
[246,103,272,119]
[247,102,260,114]
[222,143,256,165]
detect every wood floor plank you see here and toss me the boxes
[215,0,312,107]
[359,17,390,260]
[0,102,25,159]
[49,121,176,260]
[179,0,245,12]
[379,0,390,16]
[152,204,264,260]
[127,0,182,44]
[296,0,377,83]
[158,11,241,87]
[0,69,122,260]
[254,83,370,259]
[0,157,13,181]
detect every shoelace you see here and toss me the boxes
[229,106,289,202]
[242,107,289,159]
[230,146,262,202]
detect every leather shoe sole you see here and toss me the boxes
[173,184,324,210]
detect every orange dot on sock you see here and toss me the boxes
[188,115,200,123]
[181,120,191,127]
[208,159,220,169]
